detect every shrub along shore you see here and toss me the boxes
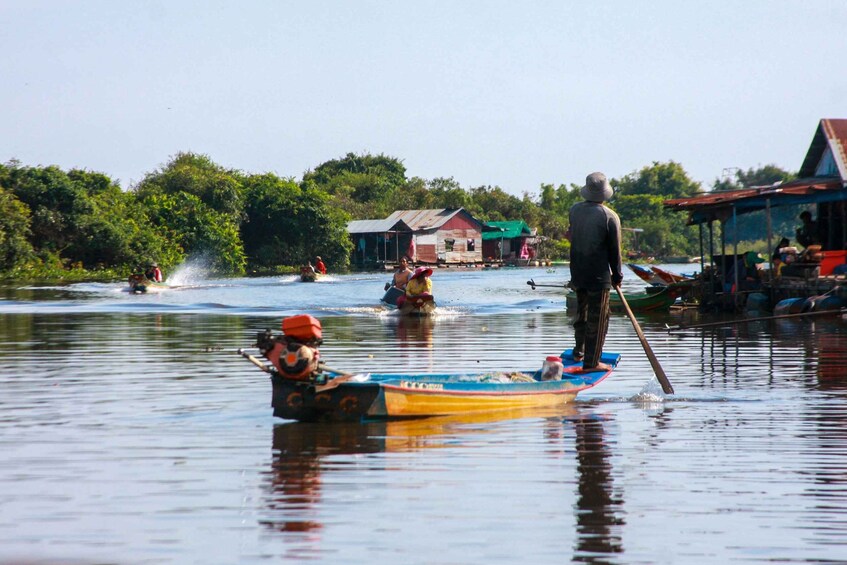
[0,153,795,283]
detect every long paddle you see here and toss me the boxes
[667,307,847,332]
[615,286,675,395]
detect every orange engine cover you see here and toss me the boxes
[282,314,322,342]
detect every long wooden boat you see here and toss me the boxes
[650,265,693,285]
[380,286,436,316]
[398,294,436,316]
[239,315,620,423]
[127,274,168,294]
[566,285,685,313]
[269,350,618,422]
[380,285,404,307]
[627,263,666,286]
[300,270,320,282]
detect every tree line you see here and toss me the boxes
[0,152,795,280]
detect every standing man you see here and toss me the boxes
[568,172,623,373]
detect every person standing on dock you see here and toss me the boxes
[568,172,623,373]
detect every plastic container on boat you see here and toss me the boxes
[820,250,847,276]
[541,356,564,381]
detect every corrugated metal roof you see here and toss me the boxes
[346,218,412,234]
[384,208,478,231]
[664,178,844,224]
[665,119,847,224]
[799,118,847,180]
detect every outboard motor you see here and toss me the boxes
[256,315,323,381]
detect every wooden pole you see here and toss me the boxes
[238,349,271,373]
[615,287,675,395]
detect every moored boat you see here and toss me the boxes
[566,284,687,313]
[650,265,693,285]
[627,263,666,286]
[239,314,620,422]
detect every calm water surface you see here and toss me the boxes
[1,265,846,564]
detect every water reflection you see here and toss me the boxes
[388,315,435,349]
[262,407,628,562]
[563,412,625,562]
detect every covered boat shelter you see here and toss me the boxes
[664,118,847,309]
[347,218,413,268]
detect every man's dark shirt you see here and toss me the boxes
[568,201,623,290]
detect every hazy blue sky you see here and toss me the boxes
[2,1,845,195]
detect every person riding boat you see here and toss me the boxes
[145,262,163,283]
[315,256,327,275]
[392,256,413,290]
[397,266,433,307]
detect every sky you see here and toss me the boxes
[1,1,846,196]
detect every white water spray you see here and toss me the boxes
[164,255,214,286]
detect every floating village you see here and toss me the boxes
[342,118,847,320]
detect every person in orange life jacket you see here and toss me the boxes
[396,266,432,307]
[568,172,623,374]
[315,256,327,275]
[145,262,163,282]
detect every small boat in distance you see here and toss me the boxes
[398,294,436,316]
[127,274,168,294]
[300,267,320,282]
[238,314,621,422]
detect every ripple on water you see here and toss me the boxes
[1,268,847,563]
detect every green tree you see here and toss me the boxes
[615,161,702,198]
[612,194,698,257]
[135,152,244,221]
[241,174,352,270]
[0,182,34,271]
[1,163,174,270]
[428,177,470,210]
[304,153,408,219]
[143,192,246,274]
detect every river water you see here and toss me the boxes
[1,263,846,564]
